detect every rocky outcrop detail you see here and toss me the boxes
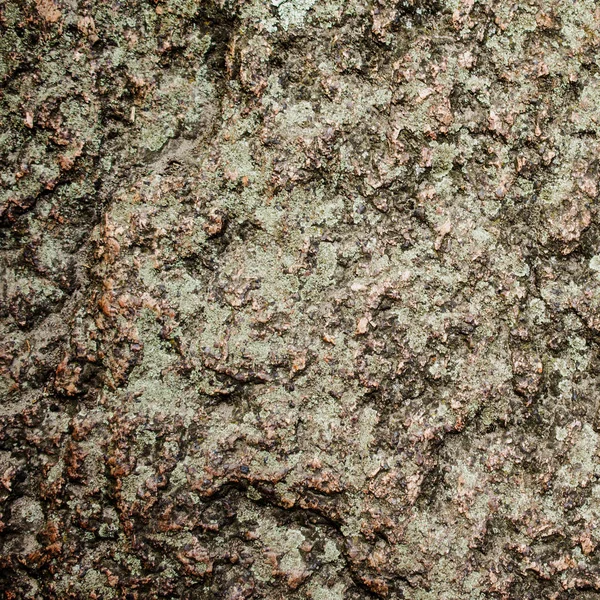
[4,1,600,598]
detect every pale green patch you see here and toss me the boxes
[528,298,549,325]
[358,407,378,453]
[556,423,599,488]
[274,0,317,30]
[309,581,346,600]
[590,255,600,273]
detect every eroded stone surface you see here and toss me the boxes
[3,0,600,598]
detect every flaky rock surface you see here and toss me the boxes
[3,0,600,598]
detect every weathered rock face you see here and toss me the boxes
[3,0,600,598]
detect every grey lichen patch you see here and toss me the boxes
[273,0,317,31]
[556,423,599,489]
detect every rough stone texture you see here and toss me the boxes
[3,0,600,598]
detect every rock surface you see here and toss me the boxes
[3,0,600,598]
